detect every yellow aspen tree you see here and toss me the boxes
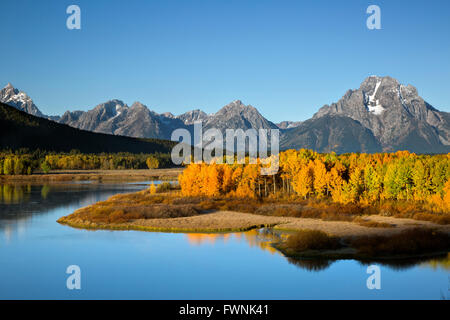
[221,165,234,194]
[205,164,220,196]
[293,161,314,199]
[149,182,157,194]
[312,159,328,198]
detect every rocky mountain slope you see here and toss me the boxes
[280,115,382,153]
[309,76,450,153]
[203,100,278,132]
[1,77,449,154]
[276,121,302,129]
[0,83,44,117]
[59,100,186,140]
[57,99,277,141]
[0,101,175,153]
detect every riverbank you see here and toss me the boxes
[0,168,183,183]
[275,228,450,262]
[58,208,450,260]
[58,207,450,235]
[57,188,450,260]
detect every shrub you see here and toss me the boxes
[352,217,394,228]
[285,229,341,252]
[146,156,160,169]
[351,228,450,256]
[156,182,172,193]
[41,160,51,174]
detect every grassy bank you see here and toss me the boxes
[276,228,450,261]
[57,215,279,233]
[58,185,450,249]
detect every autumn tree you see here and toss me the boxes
[149,182,157,194]
[205,164,221,197]
[3,157,13,175]
[312,159,328,198]
[176,149,450,209]
[292,161,314,199]
[363,164,383,203]
[146,156,160,169]
[221,165,234,194]
[384,161,413,200]
[412,160,431,200]
[41,160,51,174]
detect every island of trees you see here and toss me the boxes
[179,149,450,215]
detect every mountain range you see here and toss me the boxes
[0,101,175,154]
[1,76,449,153]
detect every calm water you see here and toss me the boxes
[0,182,449,300]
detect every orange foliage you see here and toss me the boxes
[178,149,449,213]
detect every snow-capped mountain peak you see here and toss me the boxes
[0,83,43,117]
[312,75,450,152]
[365,78,385,115]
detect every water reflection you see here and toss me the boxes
[286,257,334,271]
[421,253,450,271]
[185,228,287,256]
[185,228,450,272]
[1,181,449,279]
[355,254,450,271]
[0,183,139,213]
[0,182,147,238]
[0,184,31,204]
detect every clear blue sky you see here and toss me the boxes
[1,0,449,122]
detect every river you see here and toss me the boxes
[0,182,448,299]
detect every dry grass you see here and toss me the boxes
[352,217,395,228]
[349,228,450,257]
[378,201,450,225]
[58,188,450,233]
[67,191,197,224]
[58,211,288,233]
[285,229,341,252]
[189,196,450,226]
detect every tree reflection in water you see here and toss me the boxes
[185,228,450,272]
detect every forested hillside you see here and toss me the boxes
[0,102,175,154]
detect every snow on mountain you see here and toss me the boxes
[366,77,385,115]
[0,83,44,117]
[3,76,449,153]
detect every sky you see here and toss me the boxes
[0,0,449,122]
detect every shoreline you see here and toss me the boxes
[57,208,450,261]
[0,168,183,183]
[56,185,450,262]
[58,209,447,237]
